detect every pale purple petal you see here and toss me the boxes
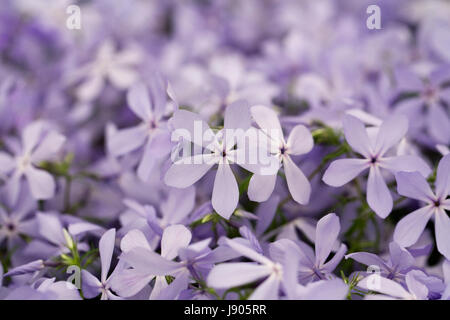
[25,166,55,200]
[30,131,66,163]
[0,152,15,174]
[286,125,313,155]
[81,270,102,299]
[374,115,408,156]
[346,252,388,270]
[161,224,191,260]
[137,131,171,181]
[405,271,429,300]
[315,213,340,267]
[212,162,239,219]
[283,155,310,205]
[250,105,283,141]
[108,125,148,156]
[22,121,44,154]
[120,229,152,253]
[436,154,450,199]
[395,171,435,202]
[248,173,277,202]
[164,155,214,188]
[224,99,250,131]
[394,206,434,247]
[302,279,348,300]
[120,247,180,275]
[223,238,272,265]
[100,228,116,283]
[358,275,410,299]
[367,167,392,218]
[435,209,450,259]
[207,263,271,289]
[127,82,152,121]
[322,158,369,187]
[343,115,372,158]
[249,274,280,300]
[171,110,214,148]
[381,155,431,177]
[428,103,450,144]
[109,268,153,298]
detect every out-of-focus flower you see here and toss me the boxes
[0,121,65,206]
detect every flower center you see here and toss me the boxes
[433,199,441,208]
[17,154,31,172]
[423,86,437,102]
[279,146,287,155]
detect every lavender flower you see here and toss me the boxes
[393,154,450,259]
[247,105,314,204]
[0,121,65,205]
[323,114,431,218]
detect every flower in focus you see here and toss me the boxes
[393,154,450,259]
[323,114,431,218]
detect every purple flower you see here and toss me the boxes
[0,121,65,206]
[283,241,348,300]
[358,270,431,300]
[393,154,450,259]
[247,105,314,204]
[68,40,143,102]
[108,78,173,182]
[284,213,347,284]
[346,241,415,282]
[323,114,431,218]
[394,66,450,144]
[0,194,37,249]
[82,229,122,300]
[207,237,284,300]
[164,100,270,219]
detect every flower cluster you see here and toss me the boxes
[0,0,449,300]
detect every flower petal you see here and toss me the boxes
[286,125,313,155]
[100,229,116,283]
[161,225,191,260]
[0,152,16,174]
[315,213,340,267]
[224,99,250,131]
[428,103,450,144]
[31,131,66,163]
[394,206,434,247]
[207,263,271,289]
[367,167,392,218]
[436,154,450,199]
[164,154,215,188]
[374,115,408,156]
[381,155,431,178]
[108,124,148,156]
[249,274,280,300]
[322,158,369,187]
[126,82,152,121]
[395,171,435,202]
[25,166,55,200]
[81,270,102,299]
[211,162,239,219]
[283,155,310,205]
[250,105,283,143]
[248,173,277,202]
[435,209,450,259]
[137,131,171,182]
[343,115,372,157]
